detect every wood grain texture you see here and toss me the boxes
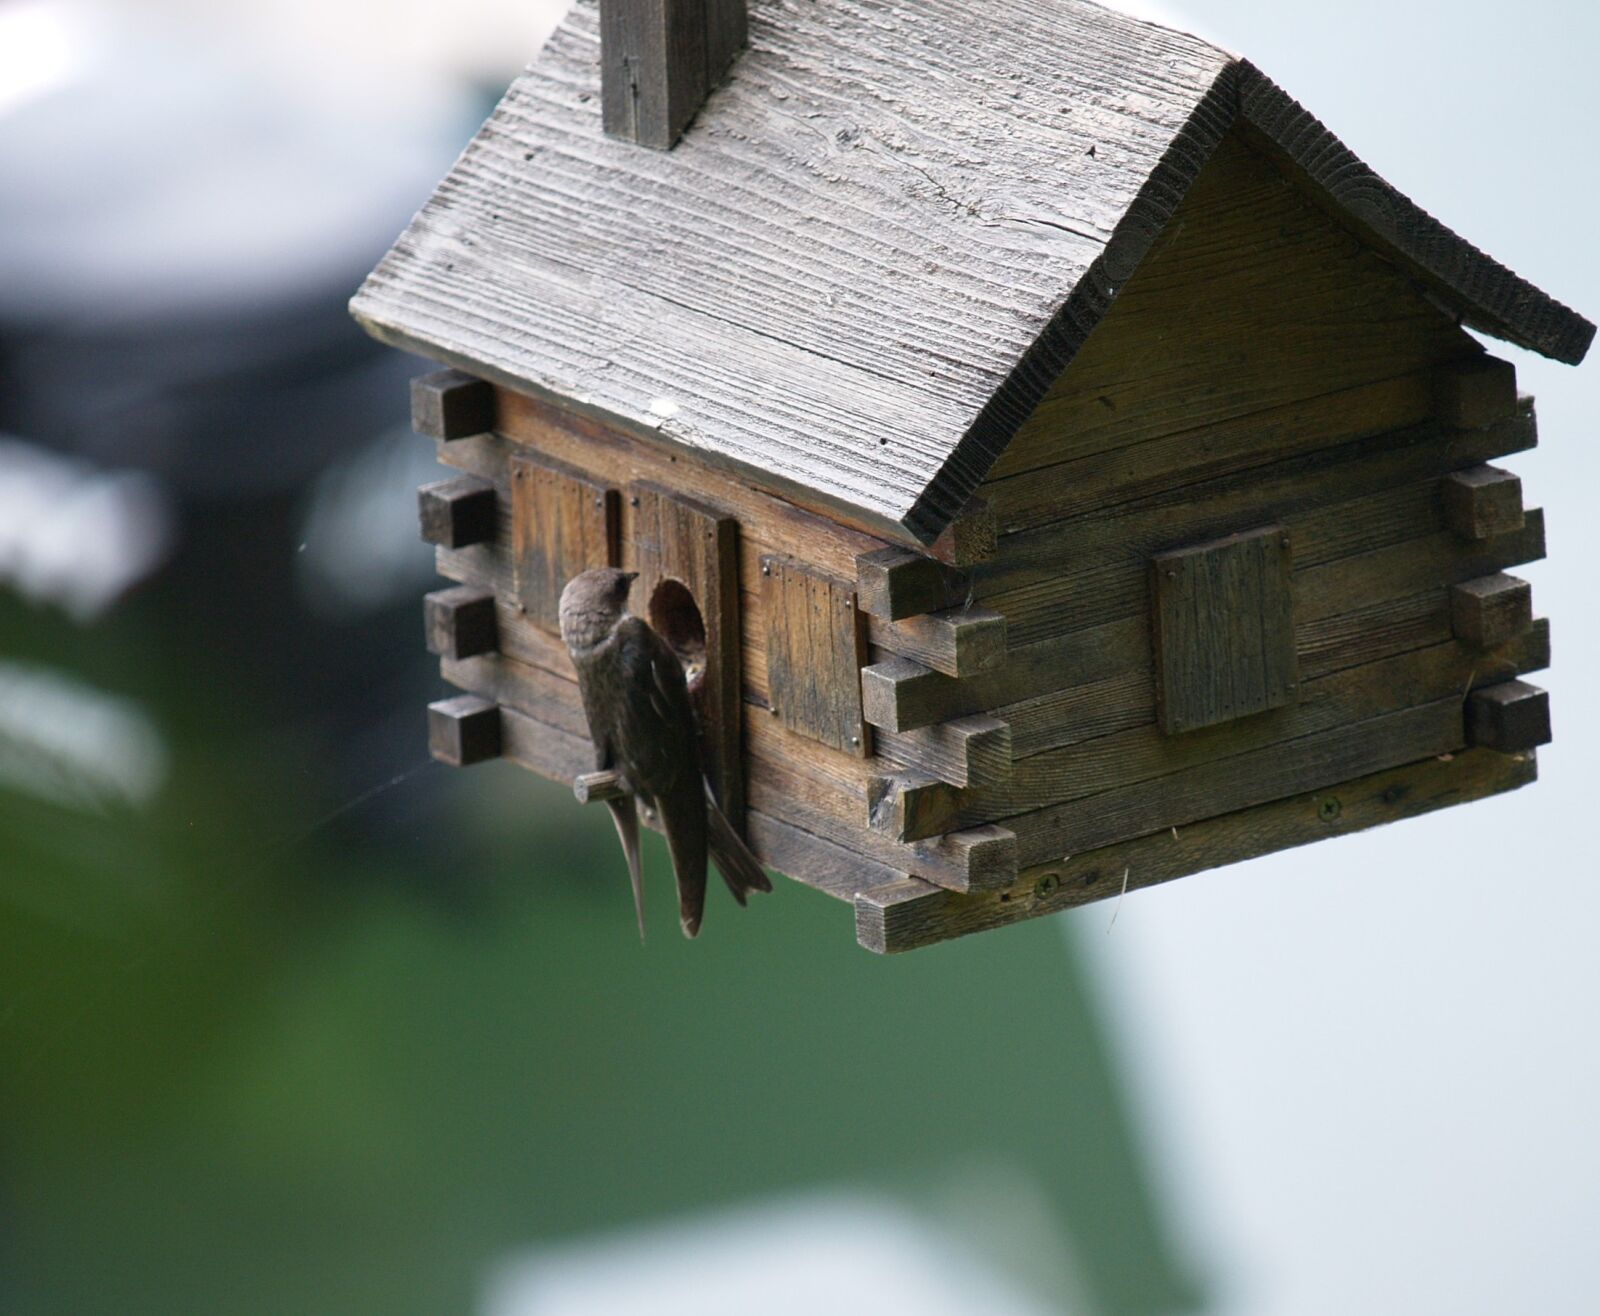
[428,694,502,767]
[989,133,1484,489]
[928,498,999,567]
[359,10,1587,543]
[510,452,620,629]
[418,476,497,549]
[500,705,615,783]
[1236,66,1592,365]
[856,748,1537,953]
[1433,356,1518,430]
[874,714,1012,789]
[1441,465,1524,541]
[412,369,495,441]
[354,0,1235,542]
[1151,525,1298,735]
[986,370,1445,535]
[445,640,996,892]
[744,811,905,904]
[854,547,969,622]
[1450,573,1532,651]
[977,402,1538,643]
[859,616,1154,735]
[424,587,498,661]
[889,620,1549,841]
[1003,699,1464,864]
[762,555,869,756]
[1465,679,1551,753]
[867,605,1006,679]
[473,395,895,584]
[859,657,962,735]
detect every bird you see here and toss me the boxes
[558,566,771,938]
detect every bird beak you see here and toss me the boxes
[621,571,639,584]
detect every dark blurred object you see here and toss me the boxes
[0,0,474,814]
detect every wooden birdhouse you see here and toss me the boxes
[352,0,1591,952]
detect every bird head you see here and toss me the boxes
[558,567,638,652]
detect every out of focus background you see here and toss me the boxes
[1,1,1594,1313]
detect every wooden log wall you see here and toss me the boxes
[847,130,1552,895]
[428,388,1021,899]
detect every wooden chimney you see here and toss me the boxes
[600,0,748,148]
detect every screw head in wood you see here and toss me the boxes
[1318,796,1342,823]
[1034,873,1060,899]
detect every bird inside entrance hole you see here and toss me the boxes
[559,567,771,938]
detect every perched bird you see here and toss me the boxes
[559,567,771,937]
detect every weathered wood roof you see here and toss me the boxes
[353,0,1593,545]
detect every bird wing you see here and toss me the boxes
[612,616,708,936]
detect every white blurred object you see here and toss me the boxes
[0,660,169,811]
[482,1192,1072,1316]
[128,0,567,92]
[0,0,478,321]
[296,425,441,617]
[0,437,174,622]
[0,0,93,116]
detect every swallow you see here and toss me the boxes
[559,567,771,937]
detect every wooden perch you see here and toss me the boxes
[574,770,629,804]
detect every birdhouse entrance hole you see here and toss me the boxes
[648,577,707,691]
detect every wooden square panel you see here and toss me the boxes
[1151,525,1298,735]
[762,556,870,758]
[510,453,620,630]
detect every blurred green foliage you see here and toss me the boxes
[0,586,1200,1315]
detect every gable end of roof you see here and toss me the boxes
[906,59,1592,545]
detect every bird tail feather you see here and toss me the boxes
[605,795,646,943]
[705,787,773,906]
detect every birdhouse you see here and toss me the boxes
[352,0,1591,952]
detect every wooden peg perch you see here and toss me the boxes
[574,770,630,804]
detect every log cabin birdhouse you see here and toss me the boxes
[352,0,1591,952]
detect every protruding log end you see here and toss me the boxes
[412,369,495,441]
[418,476,497,548]
[424,587,498,661]
[1450,573,1533,650]
[928,497,999,568]
[1441,465,1525,541]
[1466,679,1551,753]
[1434,356,1517,430]
[428,695,502,767]
[854,546,969,621]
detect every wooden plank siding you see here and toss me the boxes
[877,620,1549,843]
[985,132,1483,488]
[857,748,1538,954]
